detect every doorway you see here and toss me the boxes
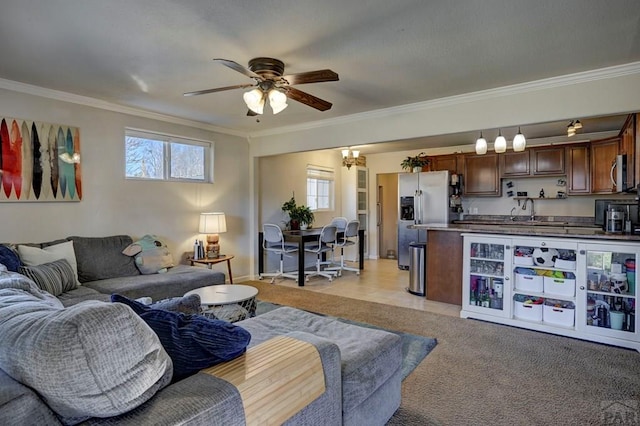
[376,173,398,260]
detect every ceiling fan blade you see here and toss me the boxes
[213,58,261,79]
[183,83,255,97]
[281,69,339,85]
[286,87,333,111]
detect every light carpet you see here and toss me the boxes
[245,280,640,426]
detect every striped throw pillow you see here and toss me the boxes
[19,259,78,296]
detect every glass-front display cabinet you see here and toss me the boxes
[578,242,638,342]
[462,236,511,318]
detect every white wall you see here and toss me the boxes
[0,88,252,281]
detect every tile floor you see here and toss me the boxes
[272,258,462,318]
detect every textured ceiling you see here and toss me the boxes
[0,0,638,145]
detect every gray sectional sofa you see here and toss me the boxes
[0,235,403,425]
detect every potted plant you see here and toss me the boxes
[400,152,429,172]
[281,196,315,230]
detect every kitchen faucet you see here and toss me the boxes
[510,207,517,221]
[522,198,535,221]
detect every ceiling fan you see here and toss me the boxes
[184,57,339,116]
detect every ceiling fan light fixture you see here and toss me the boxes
[475,132,487,155]
[494,130,507,153]
[243,88,265,114]
[513,127,526,152]
[268,89,288,114]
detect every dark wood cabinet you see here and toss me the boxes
[431,154,461,174]
[426,230,462,305]
[566,143,590,194]
[620,114,636,189]
[463,153,501,196]
[590,137,620,193]
[501,151,530,177]
[531,146,565,175]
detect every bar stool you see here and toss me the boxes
[260,224,299,284]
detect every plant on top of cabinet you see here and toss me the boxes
[401,153,429,172]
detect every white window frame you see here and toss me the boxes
[124,128,213,182]
[306,164,335,212]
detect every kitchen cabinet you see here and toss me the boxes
[565,143,590,194]
[463,153,501,196]
[426,230,463,305]
[590,137,620,193]
[531,146,565,175]
[431,154,462,174]
[341,166,368,260]
[461,233,640,351]
[501,151,530,177]
[620,113,636,189]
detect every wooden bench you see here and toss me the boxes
[201,335,326,425]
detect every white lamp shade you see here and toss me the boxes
[243,89,265,114]
[513,132,526,152]
[352,150,359,158]
[494,135,507,153]
[199,212,227,234]
[475,136,487,155]
[269,89,288,114]
[342,149,350,158]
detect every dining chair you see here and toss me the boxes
[260,224,299,284]
[304,224,338,282]
[327,219,360,276]
[329,216,348,232]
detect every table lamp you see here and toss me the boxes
[199,212,227,259]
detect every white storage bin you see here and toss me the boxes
[514,300,543,322]
[543,304,575,327]
[515,273,543,293]
[543,276,576,297]
[513,256,534,266]
[554,259,576,270]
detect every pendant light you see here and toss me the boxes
[494,130,507,153]
[513,127,526,152]
[475,132,487,155]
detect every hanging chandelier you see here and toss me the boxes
[342,148,360,169]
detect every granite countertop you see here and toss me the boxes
[410,215,640,241]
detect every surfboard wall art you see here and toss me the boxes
[0,117,81,202]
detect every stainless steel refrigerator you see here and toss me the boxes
[397,170,450,269]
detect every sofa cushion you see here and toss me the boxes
[112,294,251,382]
[56,286,111,307]
[0,245,20,272]
[68,235,140,282]
[18,259,78,296]
[0,289,172,421]
[83,264,225,301]
[17,241,80,285]
[122,234,175,275]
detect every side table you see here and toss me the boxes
[190,254,234,284]
[185,284,258,322]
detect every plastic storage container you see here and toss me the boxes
[543,274,576,297]
[514,268,543,293]
[513,294,543,321]
[543,299,575,327]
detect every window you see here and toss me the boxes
[125,129,212,182]
[307,165,334,211]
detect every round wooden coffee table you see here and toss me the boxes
[185,284,258,322]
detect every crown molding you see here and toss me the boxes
[249,61,640,138]
[0,78,248,138]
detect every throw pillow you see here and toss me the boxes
[18,259,78,296]
[111,294,251,382]
[150,294,202,315]
[17,241,80,285]
[0,245,20,272]
[122,235,175,275]
[68,235,140,282]
[0,292,172,421]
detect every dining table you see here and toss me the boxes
[258,227,365,286]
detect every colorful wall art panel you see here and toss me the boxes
[0,117,82,202]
